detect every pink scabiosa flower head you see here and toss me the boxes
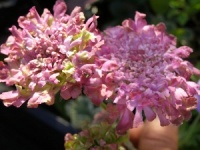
[0,0,103,107]
[97,11,200,131]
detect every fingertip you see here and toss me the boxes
[139,117,178,150]
[129,124,144,148]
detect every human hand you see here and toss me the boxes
[129,117,178,150]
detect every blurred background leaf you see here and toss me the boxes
[64,96,101,129]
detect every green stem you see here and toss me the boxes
[179,114,200,148]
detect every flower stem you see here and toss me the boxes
[179,114,200,148]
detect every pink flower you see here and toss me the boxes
[0,0,102,107]
[95,12,200,130]
[194,80,200,113]
[116,106,134,134]
[0,61,8,82]
[0,91,26,107]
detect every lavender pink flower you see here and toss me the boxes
[89,12,200,132]
[0,0,102,107]
[195,80,200,113]
[0,61,8,82]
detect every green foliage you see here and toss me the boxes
[64,122,132,150]
[179,111,200,150]
[54,95,101,129]
[149,0,169,14]
[64,96,101,129]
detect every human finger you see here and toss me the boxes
[138,117,178,150]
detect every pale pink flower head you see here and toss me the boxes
[97,11,200,131]
[0,0,102,107]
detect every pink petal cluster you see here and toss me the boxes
[87,12,200,132]
[0,61,8,82]
[0,0,102,107]
[195,80,200,113]
[0,0,199,134]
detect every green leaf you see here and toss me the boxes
[169,0,186,8]
[177,12,189,26]
[149,0,169,14]
[64,96,101,129]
